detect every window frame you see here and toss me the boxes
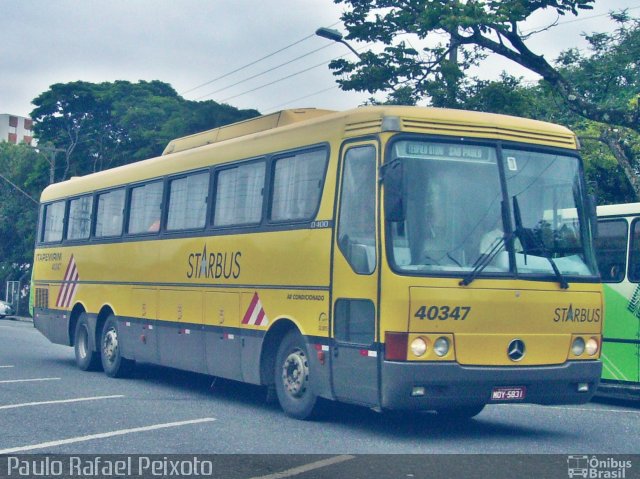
[628,218,640,284]
[94,187,126,239]
[337,144,378,276]
[594,218,629,283]
[333,298,376,347]
[211,158,266,229]
[40,200,66,244]
[125,179,165,237]
[65,194,94,242]
[267,145,329,225]
[164,169,211,233]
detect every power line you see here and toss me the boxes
[262,85,340,113]
[194,43,334,101]
[218,43,371,104]
[219,57,339,104]
[181,22,341,96]
[523,5,640,34]
[180,34,315,95]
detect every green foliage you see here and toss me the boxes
[332,0,639,199]
[332,0,595,107]
[31,80,260,180]
[454,74,637,204]
[0,80,260,310]
[0,143,47,300]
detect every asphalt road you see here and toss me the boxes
[0,318,638,477]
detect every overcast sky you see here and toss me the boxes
[1,0,638,118]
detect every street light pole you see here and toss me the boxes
[315,27,362,59]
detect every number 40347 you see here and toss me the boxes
[414,305,471,321]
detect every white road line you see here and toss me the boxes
[0,377,60,384]
[0,418,217,454]
[0,365,14,368]
[493,404,640,414]
[0,395,124,410]
[248,455,356,479]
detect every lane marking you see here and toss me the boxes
[248,455,356,479]
[0,395,124,411]
[0,377,60,384]
[493,404,640,414]
[0,366,15,368]
[0,417,217,454]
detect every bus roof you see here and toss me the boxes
[40,105,578,203]
[597,202,640,217]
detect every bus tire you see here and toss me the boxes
[74,313,101,371]
[275,331,319,420]
[436,403,485,419]
[100,314,134,378]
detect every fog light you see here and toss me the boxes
[410,337,428,357]
[433,337,450,357]
[411,386,426,397]
[577,383,589,392]
[585,338,599,356]
[572,337,585,356]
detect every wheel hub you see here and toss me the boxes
[103,328,119,363]
[282,349,308,398]
[78,326,88,359]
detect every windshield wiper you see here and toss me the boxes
[459,232,511,287]
[512,196,569,290]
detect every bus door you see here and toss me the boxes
[330,143,380,406]
[597,218,640,386]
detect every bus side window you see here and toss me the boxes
[334,299,375,345]
[594,219,628,282]
[95,189,125,237]
[128,181,163,235]
[628,219,640,283]
[338,146,377,275]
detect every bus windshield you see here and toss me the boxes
[386,139,597,279]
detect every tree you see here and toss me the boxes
[0,143,48,311]
[31,80,260,181]
[471,75,638,203]
[330,1,640,195]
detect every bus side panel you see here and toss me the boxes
[33,307,71,346]
[157,289,206,374]
[601,284,640,384]
[204,291,243,381]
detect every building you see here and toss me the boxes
[0,114,34,145]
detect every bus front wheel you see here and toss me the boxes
[100,315,134,378]
[274,331,319,420]
[74,313,101,371]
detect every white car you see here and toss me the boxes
[0,300,14,319]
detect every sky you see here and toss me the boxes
[1,0,639,118]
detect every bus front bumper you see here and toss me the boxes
[380,360,602,411]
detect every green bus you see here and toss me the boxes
[595,203,640,397]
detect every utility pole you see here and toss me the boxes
[26,144,66,184]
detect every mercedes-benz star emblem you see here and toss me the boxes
[507,339,526,362]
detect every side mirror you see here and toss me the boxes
[382,160,405,222]
[588,194,598,239]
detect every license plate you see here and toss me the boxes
[491,386,526,401]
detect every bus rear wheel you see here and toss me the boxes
[74,313,101,371]
[100,315,134,378]
[274,331,319,420]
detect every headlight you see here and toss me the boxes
[410,337,428,357]
[572,337,585,356]
[433,337,450,357]
[585,338,599,356]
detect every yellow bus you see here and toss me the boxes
[32,106,603,419]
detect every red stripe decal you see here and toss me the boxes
[242,293,260,324]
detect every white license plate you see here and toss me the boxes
[491,386,526,401]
